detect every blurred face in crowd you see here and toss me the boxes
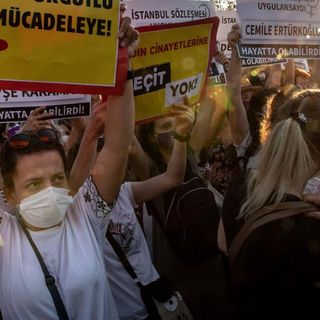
[153,116,176,162]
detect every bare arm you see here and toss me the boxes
[128,135,151,181]
[226,24,249,145]
[190,51,229,152]
[68,100,106,195]
[90,15,139,202]
[131,104,194,204]
[64,117,87,154]
[310,60,320,88]
[282,59,295,88]
[205,87,228,147]
[92,79,135,203]
[189,95,214,152]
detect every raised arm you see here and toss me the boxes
[190,51,229,152]
[131,105,194,204]
[226,24,249,145]
[310,60,320,88]
[282,59,295,89]
[92,78,135,203]
[128,134,151,181]
[90,16,138,202]
[64,117,87,154]
[68,99,107,195]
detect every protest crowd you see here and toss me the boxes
[1,0,320,319]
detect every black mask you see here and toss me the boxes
[155,131,174,151]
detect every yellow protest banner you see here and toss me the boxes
[0,0,122,94]
[132,18,219,123]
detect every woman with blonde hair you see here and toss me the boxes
[224,89,320,320]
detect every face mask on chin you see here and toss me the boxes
[155,131,175,151]
[19,187,73,229]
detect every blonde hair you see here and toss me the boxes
[239,89,320,219]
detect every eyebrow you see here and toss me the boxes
[52,172,65,176]
[22,177,42,185]
[22,171,65,184]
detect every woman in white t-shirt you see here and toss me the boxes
[69,100,194,320]
[0,69,137,319]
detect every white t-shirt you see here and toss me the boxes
[0,189,13,213]
[234,131,257,170]
[0,177,119,320]
[104,182,159,320]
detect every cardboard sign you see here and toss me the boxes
[126,0,216,27]
[0,0,128,94]
[0,90,91,122]
[237,0,320,59]
[132,18,219,123]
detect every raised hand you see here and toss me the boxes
[21,106,52,132]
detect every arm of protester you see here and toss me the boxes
[226,24,250,146]
[64,117,88,154]
[282,59,295,89]
[90,16,138,202]
[265,64,283,90]
[215,50,230,72]
[205,88,228,147]
[310,60,320,88]
[189,95,214,152]
[190,91,226,151]
[20,106,53,132]
[68,99,106,195]
[131,105,194,204]
[92,79,135,203]
[128,135,151,181]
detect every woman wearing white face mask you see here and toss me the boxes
[0,63,137,319]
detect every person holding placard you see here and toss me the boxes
[0,18,138,320]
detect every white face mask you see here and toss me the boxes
[19,187,73,229]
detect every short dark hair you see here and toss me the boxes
[1,138,68,190]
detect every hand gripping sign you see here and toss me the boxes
[0,0,128,94]
[132,17,219,123]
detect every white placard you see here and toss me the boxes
[0,91,91,123]
[125,0,216,27]
[237,0,320,58]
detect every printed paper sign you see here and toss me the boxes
[166,74,203,106]
[0,0,125,94]
[132,18,219,123]
[0,90,91,122]
[216,10,238,58]
[209,58,226,86]
[126,0,216,27]
[237,0,320,59]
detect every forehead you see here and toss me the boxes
[14,150,65,182]
[154,116,175,130]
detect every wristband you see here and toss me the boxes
[173,131,191,142]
